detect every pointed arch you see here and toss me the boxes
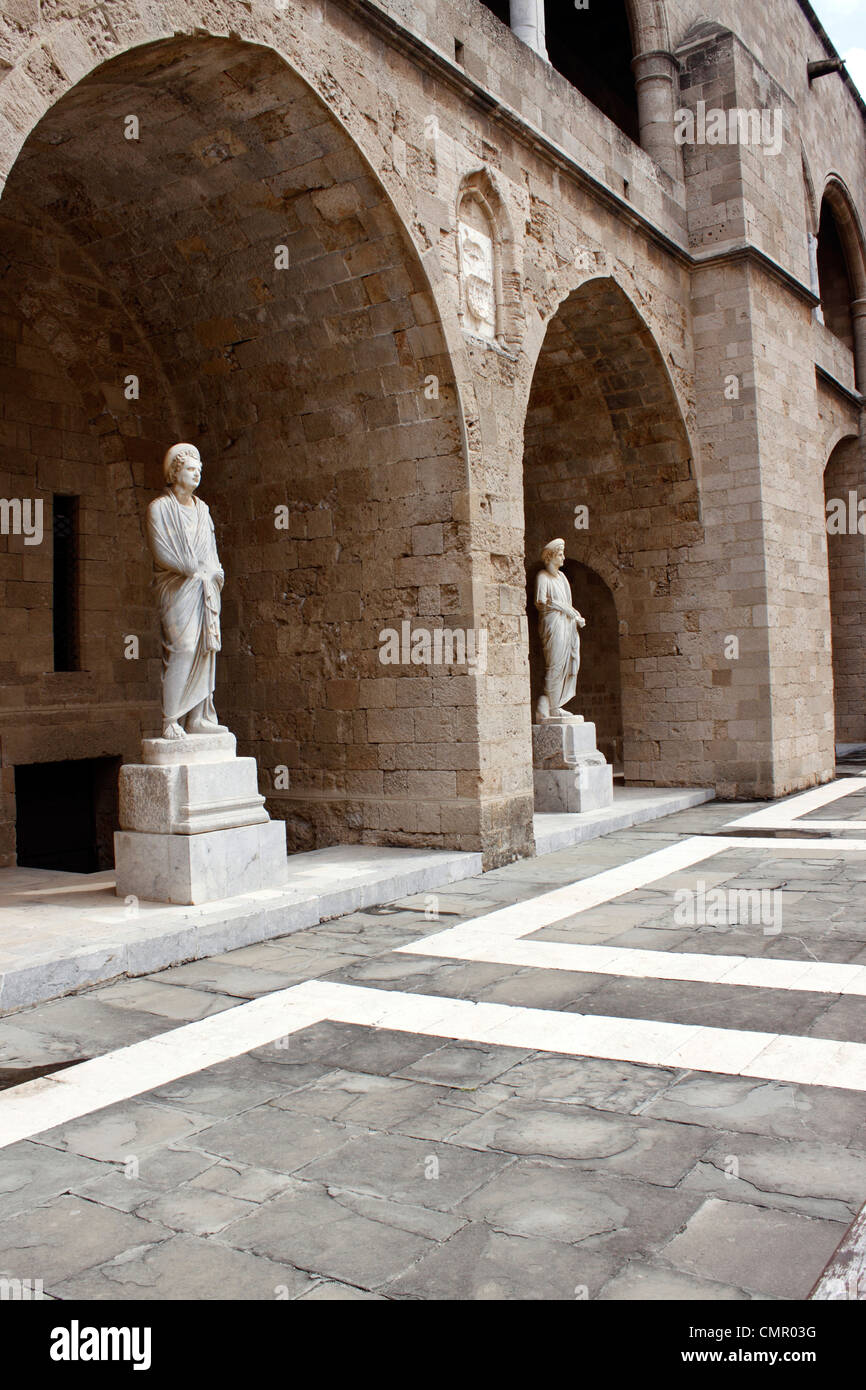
[521,274,706,788]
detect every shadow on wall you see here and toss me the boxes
[526,557,624,771]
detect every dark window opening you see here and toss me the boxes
[15,757,120,873]
[479,0,511,24]
[817,201,856,351]
[544,1,640,144]
[53,494,80,671]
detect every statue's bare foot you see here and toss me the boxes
[163,722,185,740]
[186,717,228,735]
[536,697,551,723]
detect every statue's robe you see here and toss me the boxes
[146,492,223,724]
[535,568,580,712]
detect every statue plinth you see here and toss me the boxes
[532,719,614,814]
[114,444,288,905]
[114,736,287,906]
[141,731,237,766]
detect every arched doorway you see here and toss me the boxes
[824,436,866,748]
[522,276,702,787]
[0,35,471,865]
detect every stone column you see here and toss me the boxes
[509,0,547,60]
[851,298,866,394]
[632,49,683,182]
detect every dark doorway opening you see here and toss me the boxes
[544,1,639,143]
[14,757,120,872]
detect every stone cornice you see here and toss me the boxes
[816,363,865,410]
[692,243,819,308]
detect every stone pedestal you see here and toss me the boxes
[532,720,614,814]
[114,733,288,905]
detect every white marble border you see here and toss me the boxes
[398,834,866,994]
[3,974,866,1152]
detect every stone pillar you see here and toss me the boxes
[509,0,547,60]
[851,298,866,394]
[632,49,683,182]
[808,233,823,320]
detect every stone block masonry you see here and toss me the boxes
[0,0,863,870]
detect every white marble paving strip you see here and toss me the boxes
[726,778,866,828]
[4,978,866,1152]
[404,934,866,996]
[400,834,866,988]
[293,983,866,1091]
[712,837,866,850]
[0,987,328,1152]
[401,836,731,958]
[765,821,866,833]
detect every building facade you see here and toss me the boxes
[0,0,864,871]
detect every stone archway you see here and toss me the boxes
[0,34,476,864]
[522,275,703,788]
[824,436,866,747]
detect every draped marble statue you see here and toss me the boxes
[534,538,586,723]
[146,444,226,740]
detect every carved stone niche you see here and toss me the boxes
[456,169,524,352]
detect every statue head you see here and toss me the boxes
[163,443,202,490]
[541,538,566,570]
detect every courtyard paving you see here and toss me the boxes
[0,784,865,1301]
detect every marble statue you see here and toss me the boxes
[146,443,226,740]
[534,538,586,723]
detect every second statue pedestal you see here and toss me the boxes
[114,733,288,906]
[532,719,614,814]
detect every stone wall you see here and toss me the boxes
[0,0,863,866]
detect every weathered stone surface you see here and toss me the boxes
[384,1222,619,1301]
[660,1198,848,1299]
[452,1101,712,1186]
[457,1159,704,1253]
[0,1141,104,1221]
[119,756,268,835]
[642,1074,866,1146]
[223,1184,435,1289]
[0,1195,172,1287]
[597,1262,773,1301]
[397,1041,532,1088]
[188,1106,351,1175]
[36,1099,208,1163]
[296,1131,513,1212]
[53,1232,312,1301]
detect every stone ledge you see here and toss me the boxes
[533,787,716,855]
[0,845,484,1015]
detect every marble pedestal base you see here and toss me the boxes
[115,820,288,906]
[532,719,614,814]
[114,732,288,905]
